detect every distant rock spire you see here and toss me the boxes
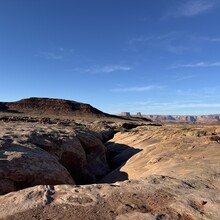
[136,112,142,117]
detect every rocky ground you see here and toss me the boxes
[0,98,219,219]
[0,119,122,193]
[0,121,219,219]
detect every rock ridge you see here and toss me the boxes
[0,97,113,118]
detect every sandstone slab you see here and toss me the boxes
[0,176,219,220]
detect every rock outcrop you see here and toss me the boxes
[0,143,75,195]
[0,120,116,195]
[0,97,116,119]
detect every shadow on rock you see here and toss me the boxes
[98,142,142,183]
[0,103,21,114]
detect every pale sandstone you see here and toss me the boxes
[0,176,219,219]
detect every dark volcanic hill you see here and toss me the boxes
[0,97,112,118]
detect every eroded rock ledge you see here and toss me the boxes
[0,176,219,220]
[0,120,127,195]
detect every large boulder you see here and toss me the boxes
[28,131,95,184]
[0,142,74,195]
[76,131,110,179]
[0,120,114,195]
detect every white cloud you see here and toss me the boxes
[114,99,220,115]
[128,32,179,46]
[166,45,192,54]
[172,61,220,68]
[174,74,196,81]
[59,47,64,52]
[166,103,220,109]
[128,31,196,54]
[201,37,220,42]
[82,65,132,73]
[173,0,217,17]
[180,1,214,17]
[113,85,220,114]
[111,85,164,92]
[40,52,63,60]
[37,51,63,60]
[129,101,220,113]
[37,47,76,60]
[175,87,220,101]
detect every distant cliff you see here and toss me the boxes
[142,114,220,123]
[118,112,220,123]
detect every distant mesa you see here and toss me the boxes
[0,97,116,119]
[119,112,142,118]
[136,112,142,117]
[118,111,220,123]
[143,114,220,123]
[119,112,131,117]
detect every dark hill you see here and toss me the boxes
[0,97,112,118]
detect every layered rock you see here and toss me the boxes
[143,114,220,123]
[0,120,114,195]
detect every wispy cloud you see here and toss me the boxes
[73,65,132,73]
[128,31,196,54]
[114,86,220,114]
[173,73,196,81]
[173,61,220,68]
[37,47,66,60]
[122,100,220,115]
[166,103,220,109]
[38,51,63,60]
[58,47,64,52]
[174,87,220,101]
[136,101,220,109]
[201,37,220,42]
[168,0,218,18]
[37,47,77,60]
[111,85,164,92]
[165,45,192,54]
[128,32,179,46]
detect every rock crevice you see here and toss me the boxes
[0,120,121,195]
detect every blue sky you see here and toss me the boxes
[1,0,220,115]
